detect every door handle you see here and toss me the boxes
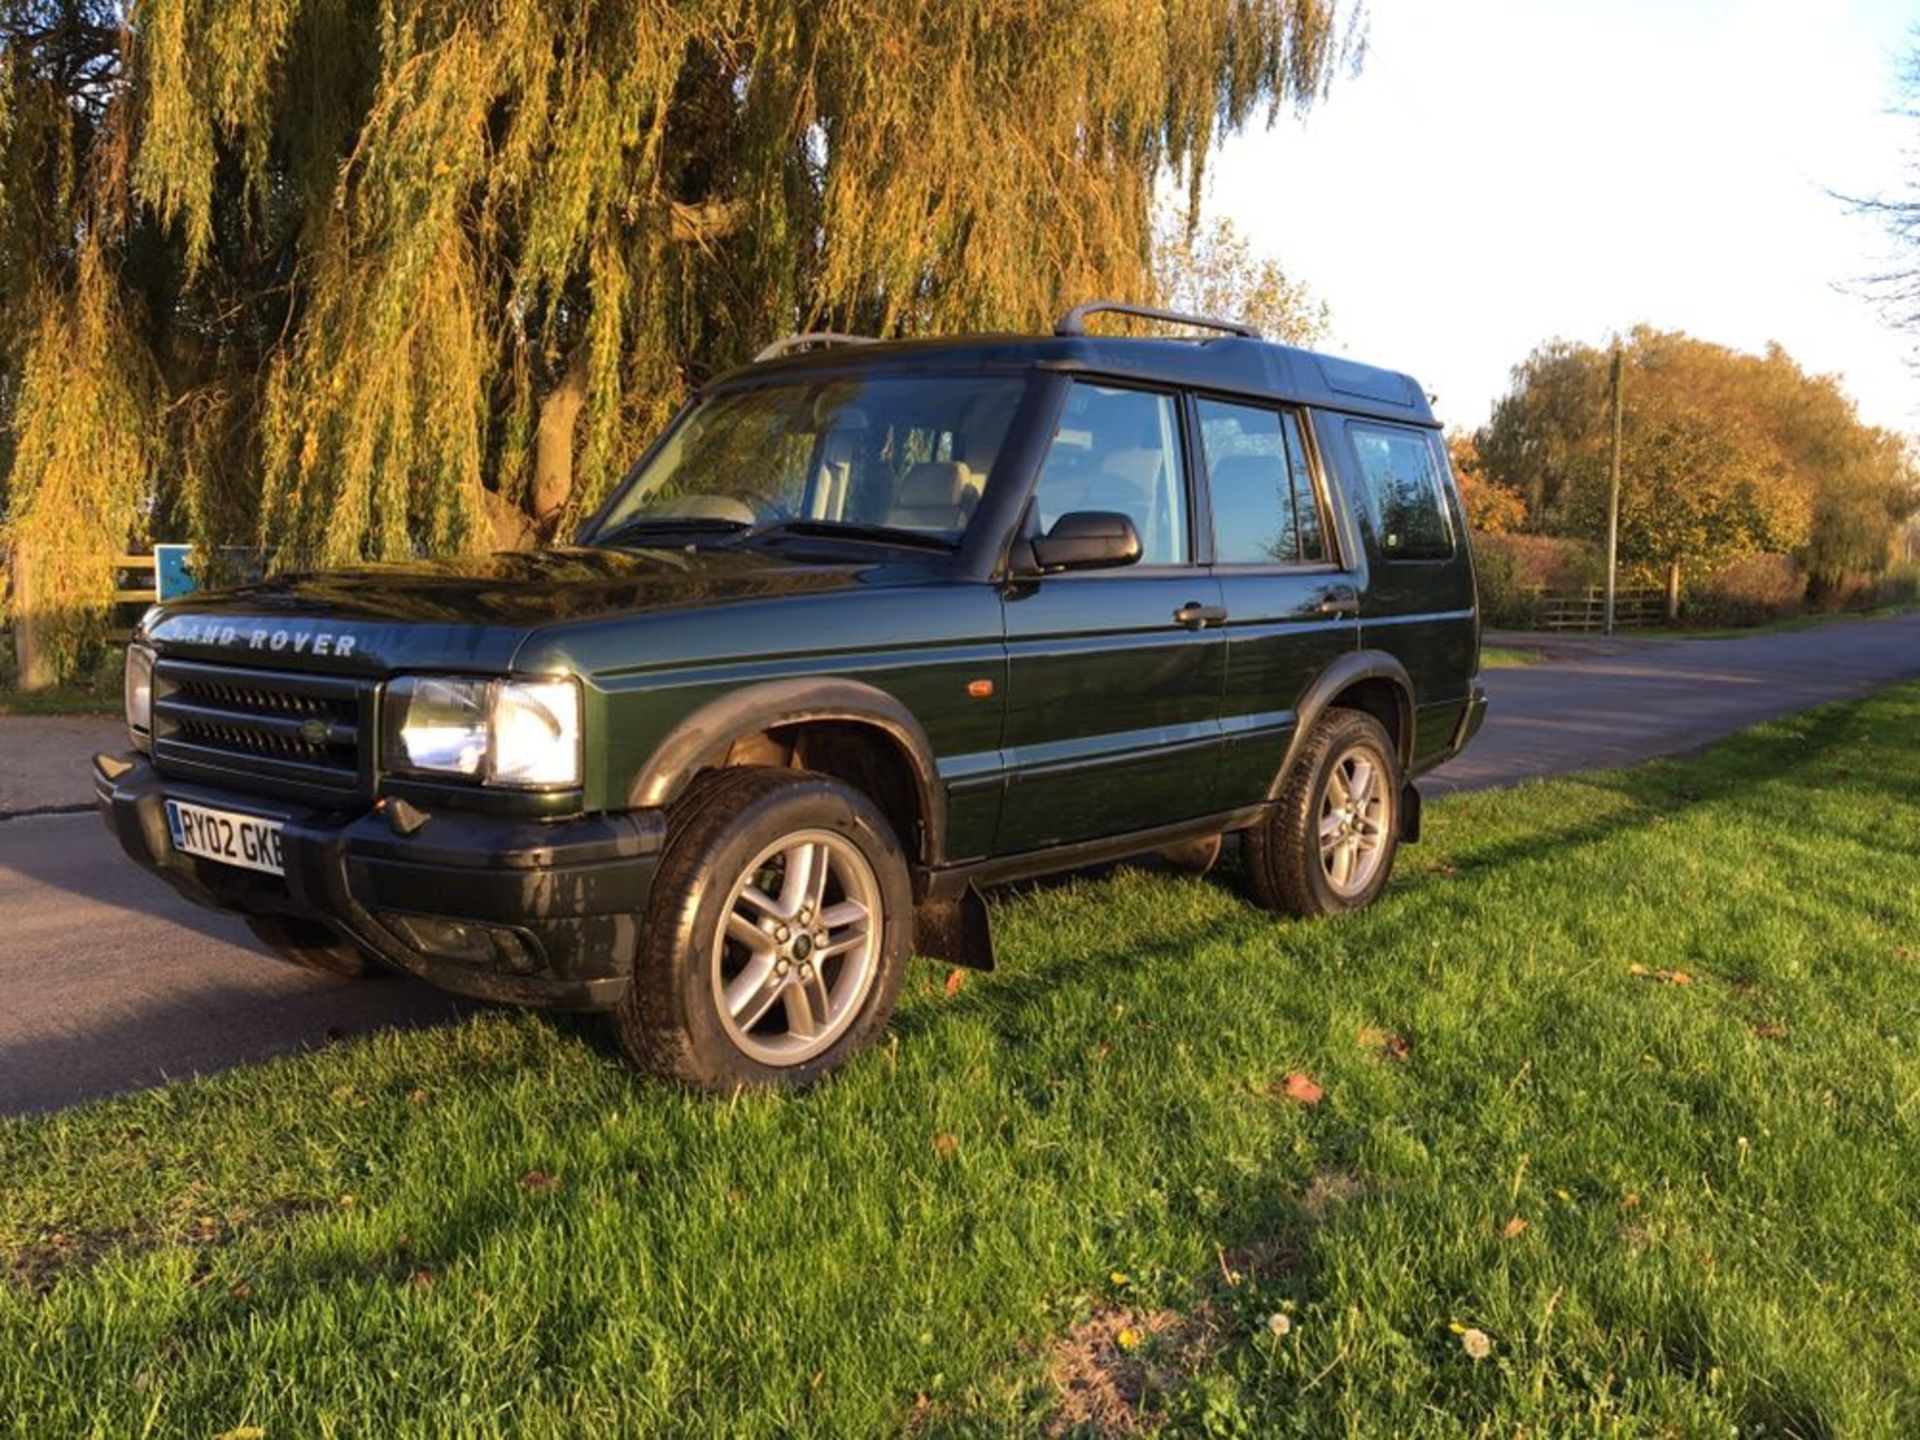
[1318,586,1360,617]
[1173,602,1228,630]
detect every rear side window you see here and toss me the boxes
[1348,423,1454,560]
[1196,399,1328,565]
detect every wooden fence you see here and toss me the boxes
[1532,586,1667,632]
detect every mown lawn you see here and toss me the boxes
[3,684,1917,1438]
[1476,644,1546,669]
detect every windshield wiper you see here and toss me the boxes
[591,516,754,549]
[744,519,955,551]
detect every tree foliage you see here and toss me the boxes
[1152,212,1329,345]
[1445,431,1525,534]
[0,0,1362,672]
[1477,328,1917,596]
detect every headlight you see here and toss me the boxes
[490,679,582,785]
[383,675,581,787]
[125,644,155,745]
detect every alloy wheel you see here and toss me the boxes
[1318,746,1393,898]
[709,828,883,1066]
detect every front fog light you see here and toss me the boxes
[491,679,581,786]
[125,644,155,743]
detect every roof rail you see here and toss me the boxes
[1053,300,1261,340]
[753,331,878,363]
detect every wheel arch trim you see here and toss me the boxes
[625,678,948,866]
[1267,651,1416,802]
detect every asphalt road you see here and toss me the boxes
[1429,610,1920,793]
[3,610,1916,1116]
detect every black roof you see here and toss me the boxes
[709,333,1438,428]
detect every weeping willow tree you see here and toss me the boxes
[1,0,1361,677]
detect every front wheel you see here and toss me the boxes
[1244,707,1403,917]
[612,766,913,1091]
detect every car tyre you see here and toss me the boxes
[243,914,387,978]
[1244,707,1403,918]
[613,765,913,1091]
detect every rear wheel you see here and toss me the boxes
[612,766,912,1091]
[1244,707,1402,917]
[243,914,386,979]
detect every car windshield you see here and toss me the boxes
[590,374,1027,547]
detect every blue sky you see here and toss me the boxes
[1206,0,1917,434]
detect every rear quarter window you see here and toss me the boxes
[1346,422,1454,561]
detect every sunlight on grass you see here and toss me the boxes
[3,684,1917,1436]
[1477,645,1547,669]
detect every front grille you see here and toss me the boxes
[152,658,372,804]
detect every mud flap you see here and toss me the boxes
[1400,782,1422,844]
[913,885,996,971]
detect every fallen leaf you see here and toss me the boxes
[1500,1216,1528,1239]
[1357,1027,1412,1062]
[931,1132,958,1156]
[1754,1022,1787,1040]
[519,1170,557,1193]
[1621,1193,1641,1209]
[944,968,966,997]
[1282,1072,1323,1106]
[1629,964,1694,986]
[407,1269,434,1289]
[228,1282,252,1302]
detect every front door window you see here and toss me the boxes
[1028,383,1188,565]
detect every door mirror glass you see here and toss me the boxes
[1029,510,1142,572]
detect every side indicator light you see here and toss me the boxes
[966,678,995,699]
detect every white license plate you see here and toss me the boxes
[165,800,286,876]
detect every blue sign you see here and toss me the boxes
[155,544,196,601]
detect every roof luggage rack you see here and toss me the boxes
[1053,300,1261,340]
[753,332,877,362]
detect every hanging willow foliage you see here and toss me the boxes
[1,0,1360,673]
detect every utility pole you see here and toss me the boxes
[1604,344,1624,636]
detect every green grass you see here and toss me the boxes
[0,641,125,716]
[5,686,1919,1438]
[1664,602,1918,641]
[1477,644,1547,669]
[0,685,121,716]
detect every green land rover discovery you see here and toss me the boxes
[97,302,1487,1090]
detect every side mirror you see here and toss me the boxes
[1029,511,1142,572]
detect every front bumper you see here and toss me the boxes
[94,751,663,1009]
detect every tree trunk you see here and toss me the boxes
[1665,558,1682,621]
[10,549,56,692]
[528,353,590,534]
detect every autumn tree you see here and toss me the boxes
[1152,213,1329,345]
[1478,328,1914,613]
[0,0,1363,677]
[1444,431,1525,534]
